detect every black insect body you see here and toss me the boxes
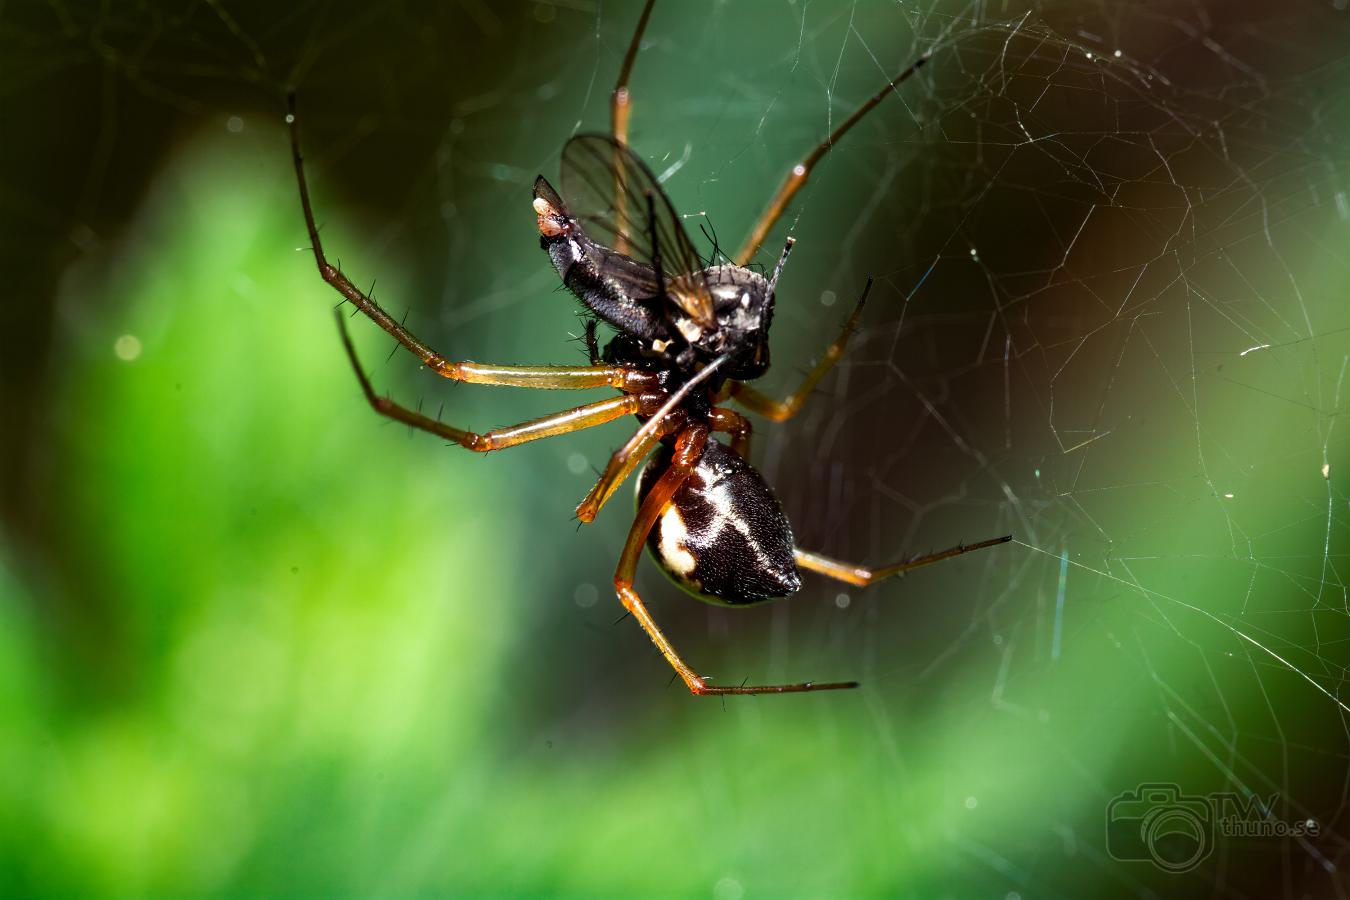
[289,0,1009,696]
[532,138,774,382]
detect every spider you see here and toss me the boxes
[287,0,1009,696]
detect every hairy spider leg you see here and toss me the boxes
[337,314,646,451]
[608,0,656,255]
[732,276,872,422]
[794,535,1012,587]
[616,425,858,696]
[734,53,931,265]
[288,94,658,394]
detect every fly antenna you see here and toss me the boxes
[767,236,796,294]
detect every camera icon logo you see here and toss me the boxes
[1105,783,1213,873]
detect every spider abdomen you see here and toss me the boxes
[637,440,801,606]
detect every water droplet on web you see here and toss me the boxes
[114,334,142,361]
[713,876,744,900]
[574,583,598,608]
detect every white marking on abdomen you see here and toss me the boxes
[701,481,777,572]
[658,505,697,576]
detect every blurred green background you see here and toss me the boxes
[3,1,1349,896]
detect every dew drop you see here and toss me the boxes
[114,334,142,361]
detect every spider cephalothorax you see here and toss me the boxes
[289,0,1008,697]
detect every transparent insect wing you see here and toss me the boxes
[560,134,715,328]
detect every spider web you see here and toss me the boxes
[750,1,1350,892]
[5,0,1350,895]
[749,2,1350,892]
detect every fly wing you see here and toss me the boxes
[560,134,715,328]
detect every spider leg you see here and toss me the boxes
[576,353,733,522]
[289,95,657,394]
[611,0,657,148]
[735,54,930,265]
[338,313,641,451]
[606,0,657,256]
[615,425,857,697]
[575,411,678,523]
[794,535,1011,587]
[709,407,751,458]
[732,276,871,422]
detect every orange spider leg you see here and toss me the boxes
[290,94,658,395]
[608,0,657,255]
[615,425,857,696]
[575,407,680,523]
[735,55,930,264]
[709,407,752,458]
[611,0,657,148]
[795,535,1011,587]
[733,276,871,422]
[576,353,733,522]
[337,314,642,451]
